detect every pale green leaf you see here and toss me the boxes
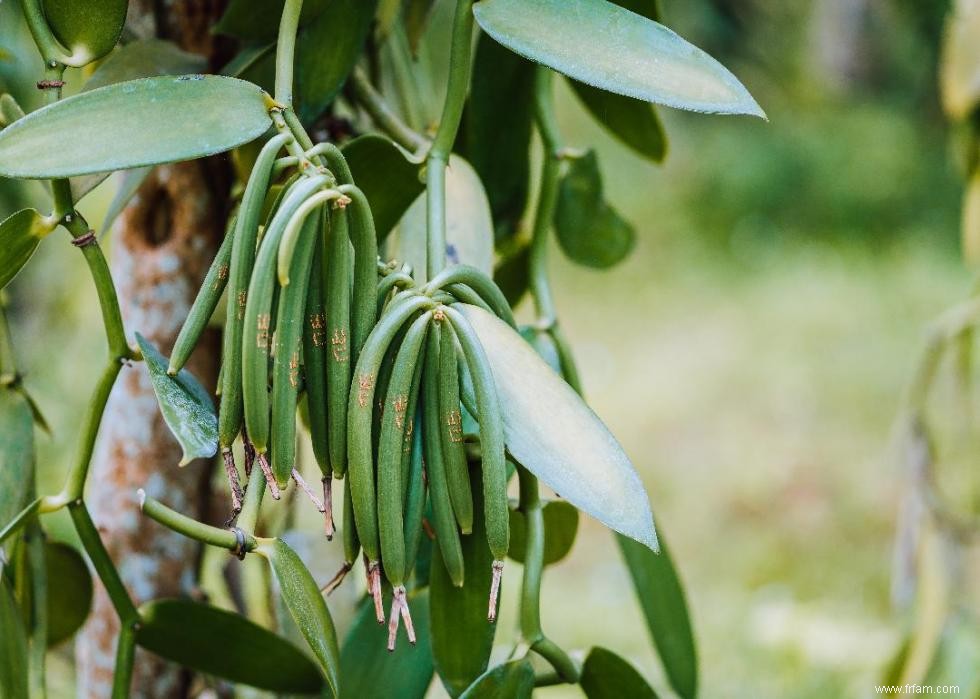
[618,533,697,699]
[0,208,54,290]
[570,81,666,162]
[135,333,218,466]
[554,150,635,269]
[0,574,28,699]
[580,646,659,699]
[258,538,341,697]
[394,156,494,282]
[45,542,93,646]
[136,597,324,693]
[340,589,433,698]
[214,0,329,41]
[458,304,659,552]
[0,76,272,179]
[42,0,128,63]
[84,39,207,92]
[458,659,534,698]
[0,386,35,531]
[473,0,765,118]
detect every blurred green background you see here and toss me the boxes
[3,0,977,697]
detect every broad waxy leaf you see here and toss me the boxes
[83,39,207,92]
[430,465,497,697]
[618,533,697,699]
[214,0,329,41]
[136,598,324,693]
[342,134,423,240]
[580,646,659,699]
[463,33,535,241]
[296,0,379,123]
[519,326,562,374]
[0,574,28,699]
[0,386,35,531]
[395,156,494,281]
[458,658,534,698]
[459,304,659,552]
[473,0,765,118]
[555,150,635,269]
[258,538,341,697]
[0,208,54,290]
[507,499,579,565]
[0,76,272,179]
[340,589,433,698]
[135,333,218,466]
[570,81,667,162]
[42,0,128,63]
[45,542,93,646]
[941,0,980,120]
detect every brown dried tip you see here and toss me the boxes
[422,517,436,540]
[387,586,417,651]
[366,559,384,624]
[488,560,504,622]
[243,432,256,477]
[321,477,335,540]
[222,448,244,523]
[322,562,352,595]
[256,453,281,499]
[292,468,325,512]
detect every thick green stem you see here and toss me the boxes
[62,360,123,500]
[20,0,70,65]
[26,520,47,698]
[530,67,562,325]
[68,503,139,627]
[426,0,475,279]
[517,466,544,639]
[140,491,257,552]
[237,463,268,536]
[111,624,136,699]
[275,0,304,107]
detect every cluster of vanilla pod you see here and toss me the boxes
[168,120,512,649]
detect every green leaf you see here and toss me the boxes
[0,386,35,531]
[0,574,28,699]
[296,0,379,123]
[258,538,341,697]
[395,155,494,281]
[99,167,154,236]
[214,0,329,41]
[136,597,324,693]
[580,646,659,699]
[404,0,439,53]
[507,499,578,565]
[473,0,765,118]
[430,464,497,697]
[45,542,93,646]
[554,150,635,269]
[570,82,666,162]
[923,613,980,697]
[463,33,535,241]
[458,304,659,552]
[135,333,218,466]
[83,39,207,92]
[340,589,434,698]
[458,659,534,699]
[0,208,54,290]
[342,134,423,241]
[42,0,128,63]
[519,326,562,374]
[493,242,530,308]
[0,76,272,179]
[617,533,697,699]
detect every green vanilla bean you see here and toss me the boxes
[422,322,465,586]
[438,320,474,534]
[270,209,321,488]
[219,133,292,453]
[423,264,517,328]
[303,214,330,478]
[168,213,237,375]
[378,311,432,587]
[336,184,380,365]
[325,207,352,478]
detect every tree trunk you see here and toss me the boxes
[75,3,231,697]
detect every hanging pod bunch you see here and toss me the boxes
[166,117,379,535]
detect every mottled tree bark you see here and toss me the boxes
[75,3,231,697]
